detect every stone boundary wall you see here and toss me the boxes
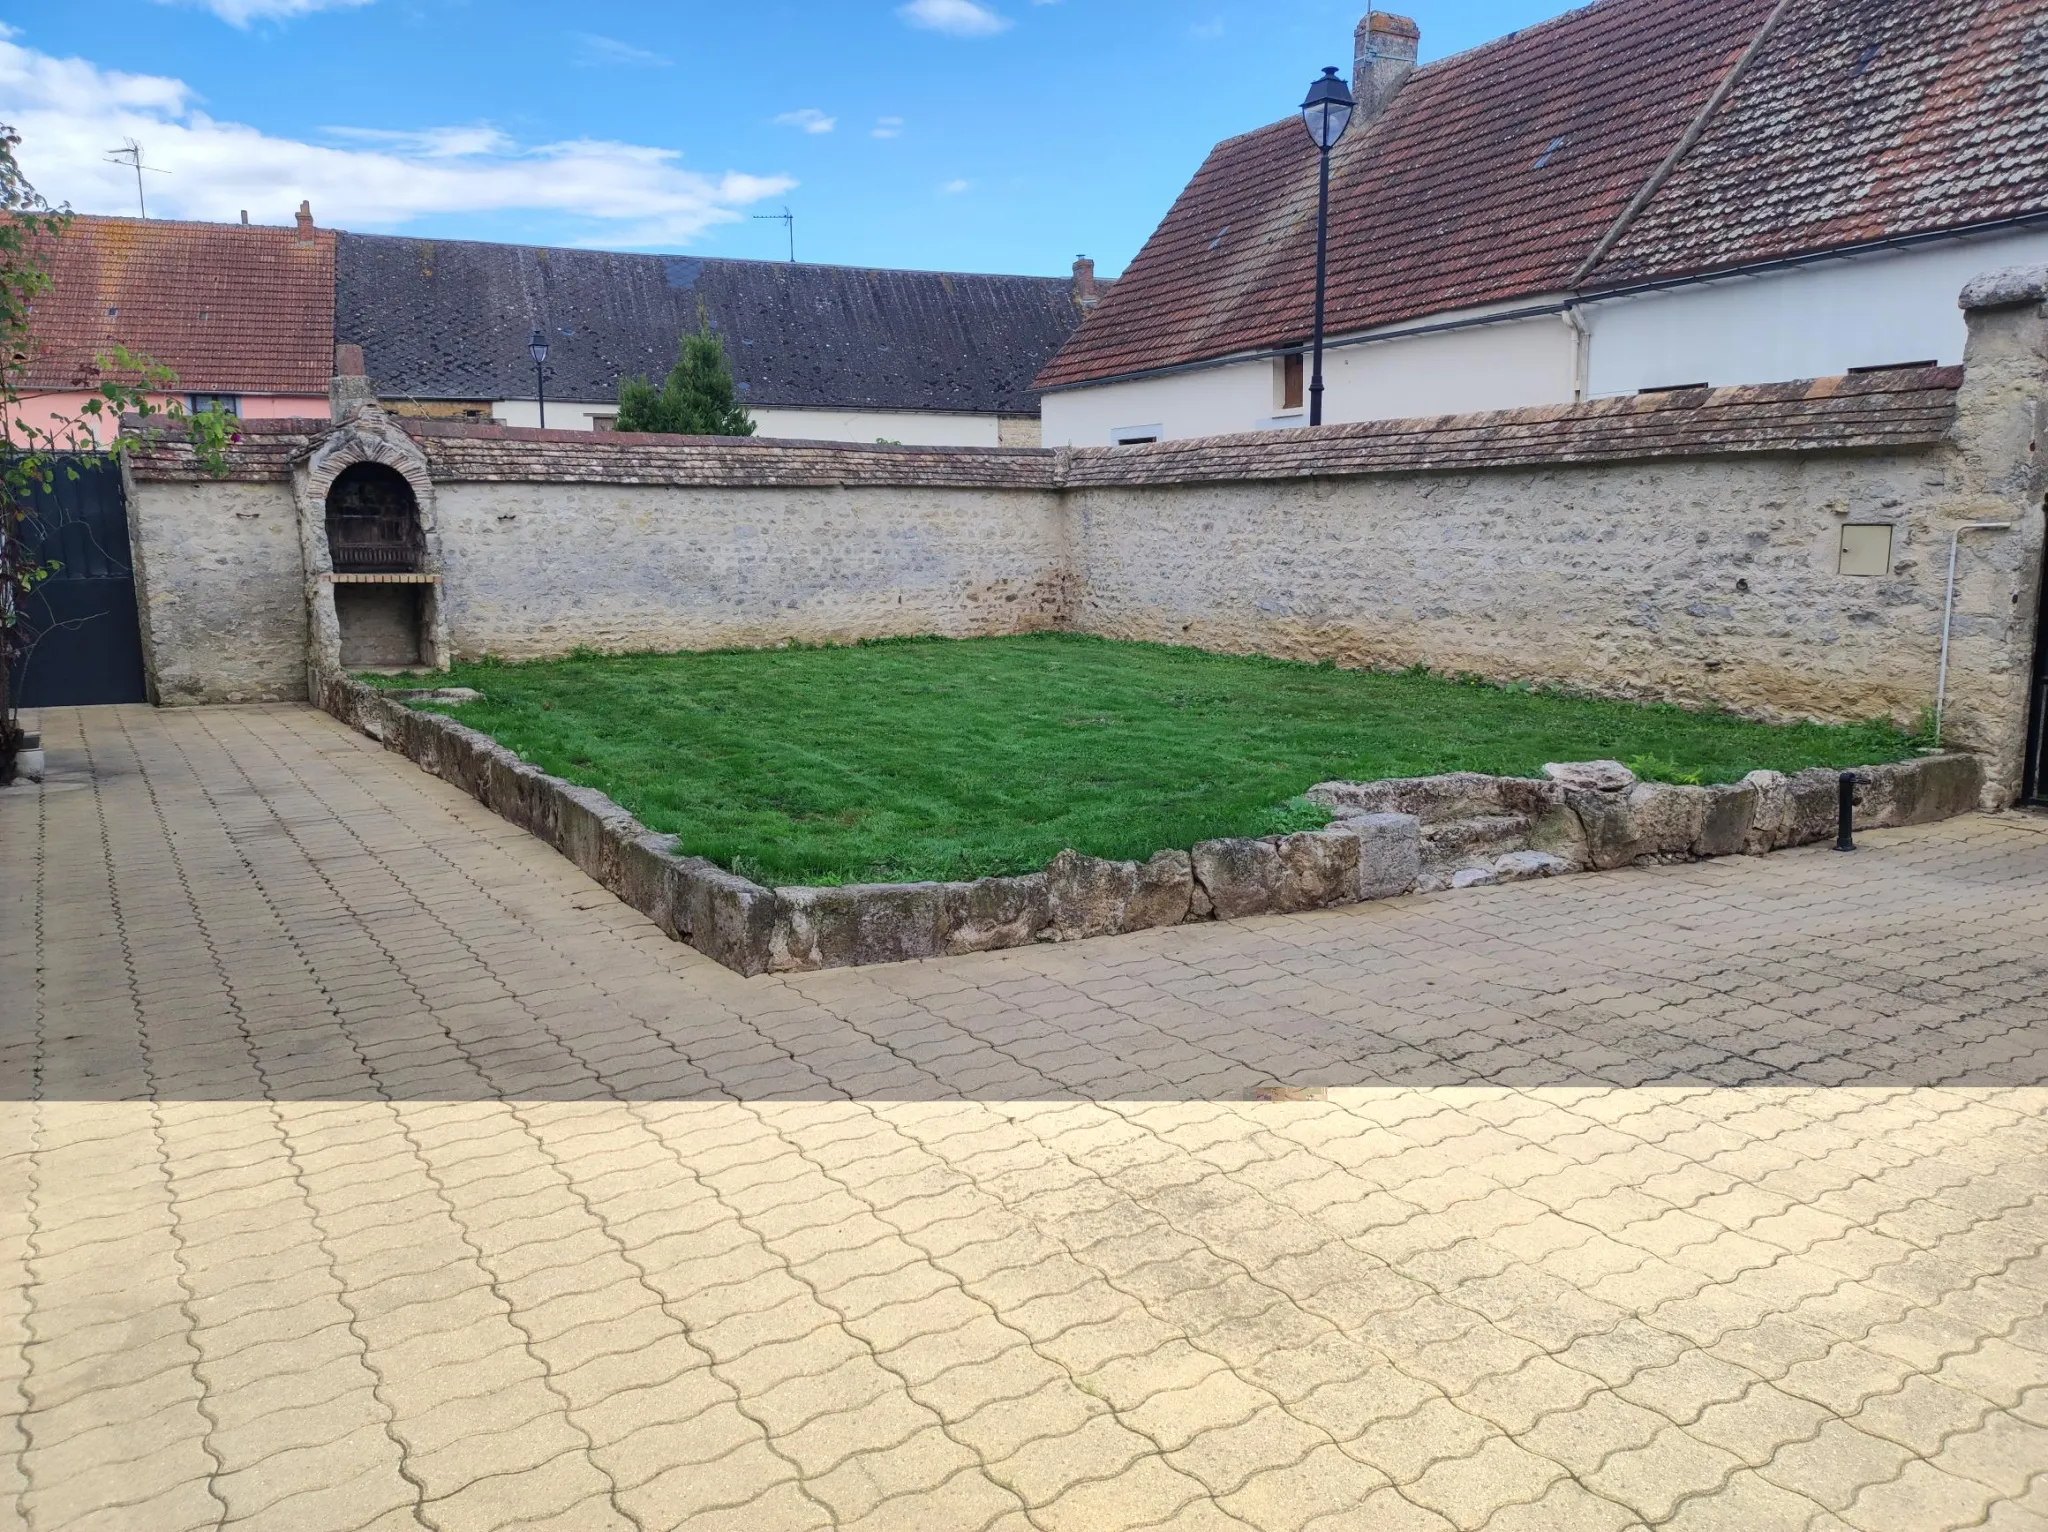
[126,272,2046,798]
[319,672,1985,977]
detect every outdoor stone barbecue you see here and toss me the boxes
[321,673,1984,976]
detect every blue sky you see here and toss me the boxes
[4,0,1574,277]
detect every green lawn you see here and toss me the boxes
[379,635,1917,886]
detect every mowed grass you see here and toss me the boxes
[384,634,1917,886]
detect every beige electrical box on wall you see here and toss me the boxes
[1837,523,1894,576]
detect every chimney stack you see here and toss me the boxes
[295,200,315,242]
[330,342,376,421]
[1072,256,1100,311]
[1353,12,1420,123]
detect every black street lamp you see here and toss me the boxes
[1300,66,1355,427]
[528,328,550,429]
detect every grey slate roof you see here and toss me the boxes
[336,232,1084,414]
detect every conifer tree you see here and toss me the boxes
[614,313,754,436]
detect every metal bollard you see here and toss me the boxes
[1836,771,1857,851]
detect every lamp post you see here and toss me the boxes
[1299,66,1355,427]
[528,329,550,429]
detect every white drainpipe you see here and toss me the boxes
[1934,522,2013,747]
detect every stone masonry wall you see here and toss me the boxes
[121,472,308,704]
[123,275,2047,800]
[1067,449,1967,730]
[429,480,1068,660]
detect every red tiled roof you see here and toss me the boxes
[20,215,335,395]
[1037,0,1779,390]
[1038,0,2048,391]
[1586,0,2048,285]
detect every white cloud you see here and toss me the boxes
[573,34,672,67]
[772,108,836,135]
[321,124,516,157]
[898,0,1010,37]
[152,0,373,29]
[1189,18,1224,40]
[872,116,905,139]
[0,32,794,247]
[940,178,972,195]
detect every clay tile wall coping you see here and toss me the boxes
[124,367,1961,488]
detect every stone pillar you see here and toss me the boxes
[1947,266,2047,806]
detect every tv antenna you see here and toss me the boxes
[753,205,794,263]
[105,139,169,219]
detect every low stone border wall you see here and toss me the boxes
[318,673,1985,977]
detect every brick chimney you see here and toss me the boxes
[1353,12,1420,123]
[295,200,316,242]
[1072,256,1101,311]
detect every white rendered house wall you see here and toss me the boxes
[1040,308,1576,446]
[1583,228,2048,396]
[491,399,1003,446]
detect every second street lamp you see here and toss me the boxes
[529,329,550,429]
[1299,65,1355,427]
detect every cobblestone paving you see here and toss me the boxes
[4,704,2046,1532]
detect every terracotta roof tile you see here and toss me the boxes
[1588,0,2048,284]
[21,215,335,396]
[1037,0,1778,390]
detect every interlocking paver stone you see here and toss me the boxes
[5,703,2046,1530]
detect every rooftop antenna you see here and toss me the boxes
[753,205,794,263]
[104,139,169,219]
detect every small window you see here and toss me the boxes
[1837,523,1893,576]
[1277,352,1304,412]
[187,393,241,415]
[1111,424,1162,446]
[591,414,618,432]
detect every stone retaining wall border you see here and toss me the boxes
[318,672,1987,977]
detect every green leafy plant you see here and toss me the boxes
[614,307,755,437]
[1623,754,1706,786]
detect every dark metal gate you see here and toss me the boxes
[8,458,149,708]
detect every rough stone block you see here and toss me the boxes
[1493,850,1571,881]
[1543,760,1637,793]
[943,874,1052,954]
[1853,753,1984,827]
[1309,772,1560,825]
[553,783,636,884]
[1781,767,1843,847]
[1190,829,1360,920]
[770,883,951,972]
[613,831,684,933]
[667,859,779,977]
[1349,812,1422,900]
[1629,782,1712,859]
[1451,867,1497,889]
[1044,848,1193,939]
[1694,781,1758,857]
[1528,802,1591,870]
[1741,769,1790,853]
[1418,814,1534,887]
[1564,787,1637,870]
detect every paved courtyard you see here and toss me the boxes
[3,703,2046,1532]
